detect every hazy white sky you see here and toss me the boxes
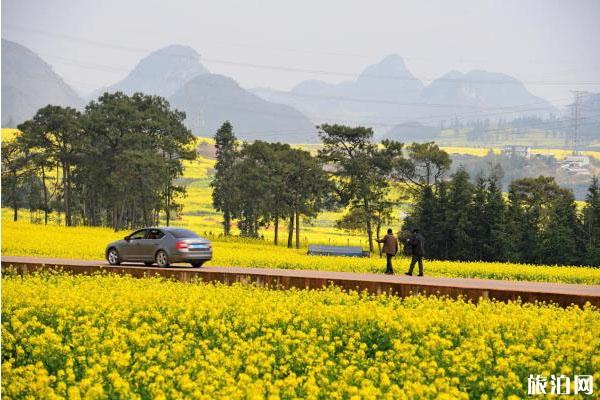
[2,0,599,106]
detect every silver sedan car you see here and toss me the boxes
[105,227,212,268]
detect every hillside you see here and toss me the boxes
[417,70,556,121]
[1,39,84,127]
[169,74,318,142]
[94,44,208,98]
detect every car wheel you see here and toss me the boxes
[155,250,170,268]
[191,261,205,268]
[144,262,154,267]
[107,248,121,265]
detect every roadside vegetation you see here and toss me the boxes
[3,215,600,285]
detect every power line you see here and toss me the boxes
[8,56,574,126]
[5,24,600,87]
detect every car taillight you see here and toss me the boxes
[176,241,188,249]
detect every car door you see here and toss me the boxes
[138,229,165,262]
[121,229,148,260]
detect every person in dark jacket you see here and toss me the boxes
[405,229,425,276]
[376,228,399,274]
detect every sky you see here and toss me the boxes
[2,0,600,106]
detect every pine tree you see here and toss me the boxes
[447,167,474,260]
[483,174,508,261]
[403,185,438,257]
[470,174,488,260]
[583,176,600,265]
[540,188,584,265]
[434,181,451,260]
[211,121,238,236]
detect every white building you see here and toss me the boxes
[562,155,590,168]
[501,145,531,159]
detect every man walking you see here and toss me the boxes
[376,228,398,274]
[405,229,425,276]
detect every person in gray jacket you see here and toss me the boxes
[405,229,425,276]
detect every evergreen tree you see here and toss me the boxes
[470,174,488,260]
[447,167,475,260]
[433,181,451,259]
[539,188,584,265]
[483,174,508,261]
[211,121,239,236]
[506,176,562,263]
[583,176,600,265]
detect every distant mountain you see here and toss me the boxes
[96,45,209,98]
[1,39,84,127]
[254,56,559,135]
[252,54,424,129]
[417,70,556,122]
[383,121,440,142]
[169,74,317,142]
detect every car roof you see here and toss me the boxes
[141,226,193,232]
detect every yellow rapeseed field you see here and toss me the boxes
[3,217,600,285]
[2,273,599,399]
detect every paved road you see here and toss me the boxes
[2,256,599,307]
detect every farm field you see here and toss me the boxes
[3,215,600,285]
[3,273,599,399]
[2,129,600,286]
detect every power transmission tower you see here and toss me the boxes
[569,90,588,155]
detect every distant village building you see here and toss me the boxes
[558,155,591,175]
[501,145,531,159]
[562,155,590,168]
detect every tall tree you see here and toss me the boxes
[506,176,563,263]
[1,140,28,221]
[582,176,600,265]
[231,141,276,238]
[79,92,195,229]
[446,167,475,260]
[483,173,508,261]
[282,147,330,249]
[391,141,451,192]
[18,106,82,226]
[540,187,584,265]
[318,124,402,252]
[211,121,239,236]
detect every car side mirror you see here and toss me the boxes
[124,236,130,241]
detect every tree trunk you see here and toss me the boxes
[295,210,300,249]
[165,185,171,226]
[287,212,294,248]
[41,165,49,225]
[274,214,279,245]
[64,161,72,226]
[376,220,382,257]
[12,170,18,222]
[224,210,231,236]
[364,198,374,252]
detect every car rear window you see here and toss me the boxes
[169,228,200,238]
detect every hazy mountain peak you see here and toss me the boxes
[2,39,84,127]
[420,68,556,118]
[359,54,410,78]
[99,44,208,98]
[440,70,464,80]
[169,73,318,142]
